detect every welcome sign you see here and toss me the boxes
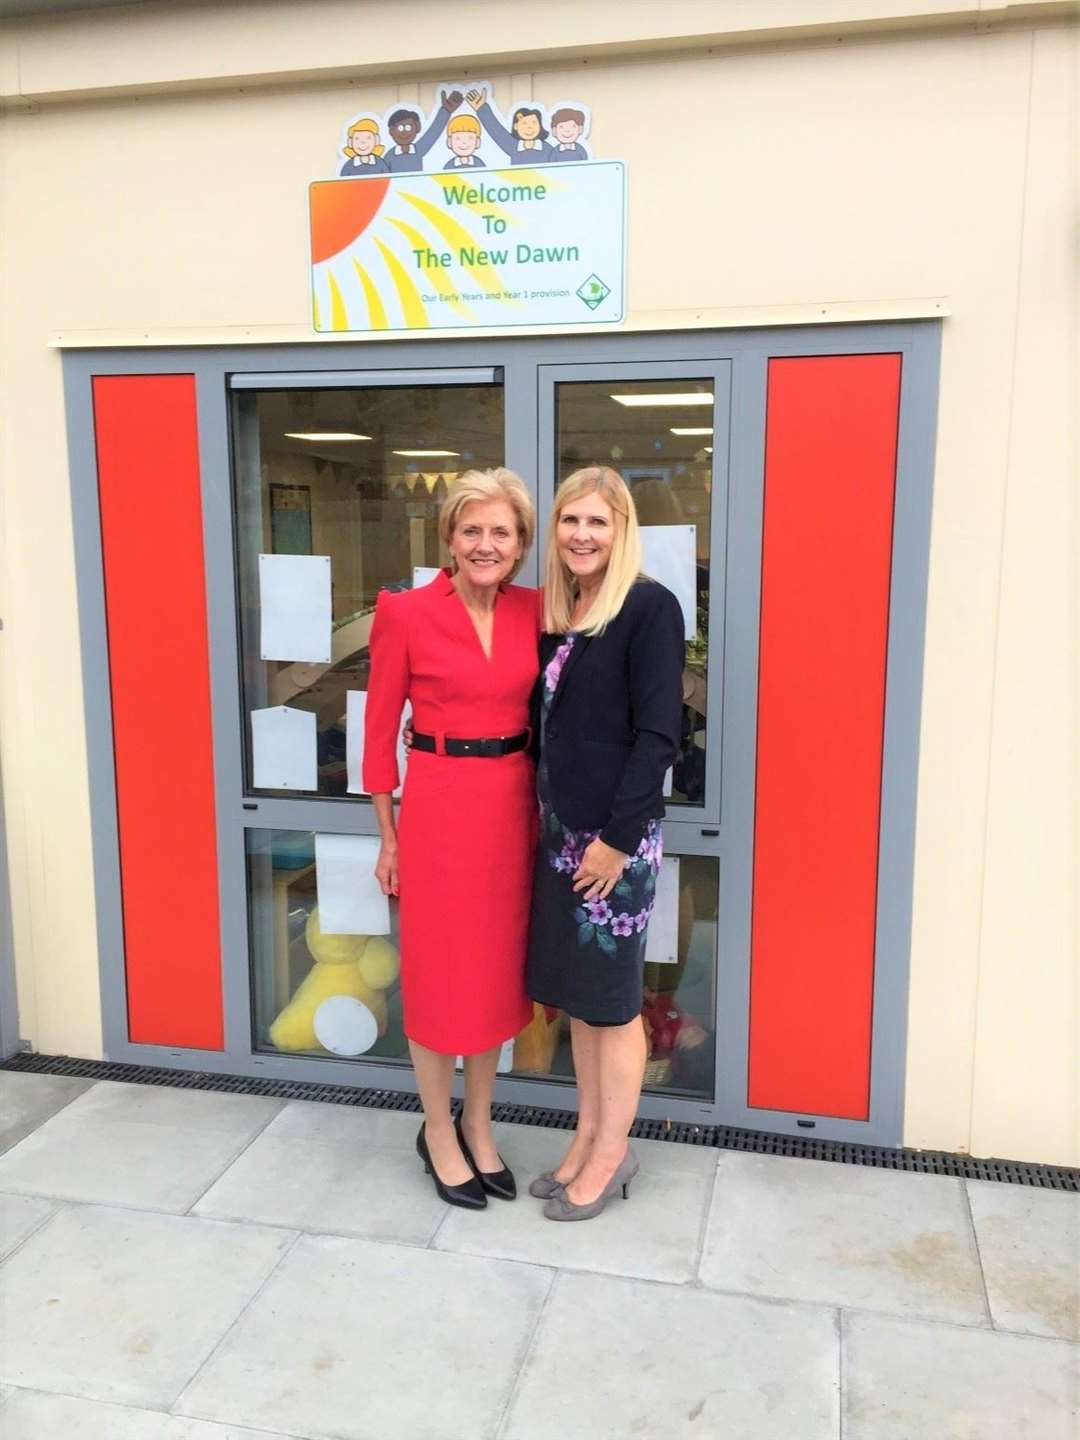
[310,162,625,333]
[309,82,625,334]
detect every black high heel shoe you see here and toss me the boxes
[455,1114,517,1201]
[416,1124,486,1210]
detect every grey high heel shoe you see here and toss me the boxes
[542,1147,640,1221]
[528,1169,572,1199]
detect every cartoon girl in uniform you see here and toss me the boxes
[465,87,554,164]
[340,116,390,176]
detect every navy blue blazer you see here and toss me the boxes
[534,579,684,855]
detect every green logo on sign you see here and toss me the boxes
[576,274,611,310]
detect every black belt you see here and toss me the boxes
[411,730,529,758]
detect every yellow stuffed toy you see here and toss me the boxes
[270,907,400,1056]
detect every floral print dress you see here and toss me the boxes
[525,635,663,1025]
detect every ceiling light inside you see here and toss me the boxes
[285,432,372,441]
[670,427,714,436]
[393,449,461,457]
[610,393,713,407]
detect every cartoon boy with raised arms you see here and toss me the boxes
[383,89,463,172]
[444,114,486,169]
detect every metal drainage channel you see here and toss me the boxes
[4,1052,1077,1192]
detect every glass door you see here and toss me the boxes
[526,360,734,1112]
[227,370,508,1069]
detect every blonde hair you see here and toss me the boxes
[448,114,481,136]
[544,466,642,635]
[344,118,384,158]
[438,468,536,581]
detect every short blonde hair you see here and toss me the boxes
[439,468,536,581]
[544,466,642,635]
[448,114,481,135]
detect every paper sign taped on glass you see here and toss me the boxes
[644,857,680,966]
[251,706,318,791]
[259,553,333,663]
[640,526,697,640]
[314,833,390,936]
[346,689,410,798]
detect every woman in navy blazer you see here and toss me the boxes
[525,466,684,1221]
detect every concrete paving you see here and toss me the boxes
[0,1073,1075,1439]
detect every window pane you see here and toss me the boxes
[512,852,720,1102]
[247,827,410,1064]
[233,383,504,797]
[555,379,711,805]
[248,826,716,1101]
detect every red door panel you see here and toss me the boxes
[748,353,901,1119]
[93,374,224,1050]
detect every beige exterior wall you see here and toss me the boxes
[0,3,1075,1162]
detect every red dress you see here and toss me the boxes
[362,570,540,1054]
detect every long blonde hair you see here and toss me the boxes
[438,467,535,581]
[543,466,641,634]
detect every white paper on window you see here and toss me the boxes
[455,1038,515,1073]
[639,525,697,640]
[259,553,332,662]
[644,856,680,966]
[314,833,389,936]
[413,566,442,589]
[663,766,673,798]
[346,690,410,797]
[250,706,318,791]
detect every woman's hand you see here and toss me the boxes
[375,838,399,897]
[572,838,628,900]
[402,717,414,752]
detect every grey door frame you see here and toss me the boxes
[63,321,940,1143]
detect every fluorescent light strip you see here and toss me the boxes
[393,449,461,458]
[610,393,713,407]
[670,427,714,436]
[285,432,372,441]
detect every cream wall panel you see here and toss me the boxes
[0,345,103,1058]
[968,27,1078,1166]
[3,1,1062,103]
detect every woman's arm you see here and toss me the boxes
[372,792,399,897]
[598,585,685,855]
[363,590,411,896]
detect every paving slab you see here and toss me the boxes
[0,1203,294,1409]
[0,1081,283,1212]
[0,1071,93,1153]
[500,1269,839,1440]
[0,1389,307,1439]
[0,1192,56,1259]
[700,1152,987,1325]
[178,1232,552,1440]
[434,1124,716,1283]
[843,1309,1080,1439]
[966,1180,1080,1341]
[194,1100,446,1245]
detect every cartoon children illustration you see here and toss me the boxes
[548,106,590,162]
[339,117,390,176]
[465,87,554,164]
[443,114,486,169]
[383,89,463,172]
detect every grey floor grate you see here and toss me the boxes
[3,1051,1076,1191]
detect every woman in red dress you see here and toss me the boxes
[363,469,539,1210]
